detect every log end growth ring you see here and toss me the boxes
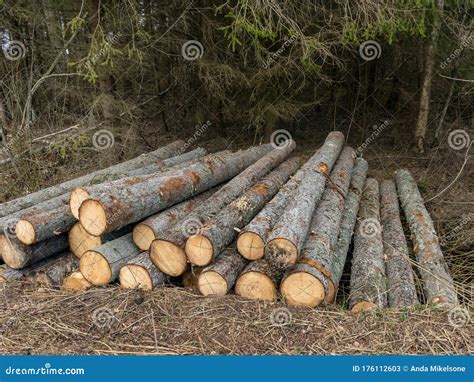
[235,272,277,301]
[79,199,107,236]
[150,240,187,276]
[132,224,155,251]
[69,223,102,258]
[185,235,214,266]
[281,272,325,308]
[198,271,228,296]
[15,220,36,245]
[80,250,112,286]
[266,238,298,268]
[237,232,265,260]
[70,188,90,219]
[119,265,154,290]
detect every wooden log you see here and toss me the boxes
[349,178,387,312]
[62,271,92,291]
[235,259,280,301]
[197,247,248,296]
[69,147,209,219]
[150,142,296,276]
[27,252,78,287]
[282,147,355,307]
[327,158,368,303]
[69,223,133,258]
[79,145,273,236]
[280,263,328,307]
[380,180,419,308]
[119,252,167,290]
[395,169,458,307]
[0,140,185,219]
[266,131,345,270]
[80,232,141,285]
[186,157,301,266]
[132,188,217,251]
[0,233,69,269]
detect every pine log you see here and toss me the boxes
[327,158,368,303]
[266,131,345,270]
[69,223,133,258]
[186,157,301,266]
[0,233,69,269]
[380,180,419,307]
[80,233,141,285]
[132,188,217,251]
[0,140,185,219]
[69,147,209,219]
[79,145,273,236]
[395,169,458,307]
[198,247,248,296]
[286,147,355,306]
[234,259,280,301]
[27,252,78,286]
[150,142,296,276]
[280,263,328,307]
[349,178,387,312]
[119,252,167,290]
[62,271,92,291]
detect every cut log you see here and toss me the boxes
[284,147,355,307]
[62,271,92,291]
[349,178,387,312]
[396,169,458,307]
[235,259,280,301]
[280,263,328,307]
[80,233,142,286]
[69,223,133,258]
[27,252,78,287]
[380,180,419,307]
[0,140,185,218]
[327,158,368,303]
[186,157,301,266]
[69,147,209,219]
[0,233,69,269]
[266,131,345,270]
[79,145,273,236]
[150,142,296,276]
[119,252,167,290]
[133,188,217,251]
[197,247,248,296]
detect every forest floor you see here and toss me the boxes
[0,121,473,355]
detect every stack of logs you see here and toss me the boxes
[0,132,459,310]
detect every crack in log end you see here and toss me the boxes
[185,171,201,187]
[297,256,331,278]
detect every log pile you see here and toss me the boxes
[0,132,459,310]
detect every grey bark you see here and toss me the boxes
[349,178,387,310]
[380,180,419,307]
[395,169,458,307]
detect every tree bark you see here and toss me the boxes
[119,252,167,291]
[327,158,368,302]
[27,252,78,287]
[280,147,355,307]
[186,157,301,267]
[79,145,273,236]
[0,140,185,218]
[80,232,141,286]
[235,259,280,301]
[266,131,345,270]
[198,247,248,296]
[395,169,458,307]
[149,142,295,276]
[380,180,419,307]
[62,271,93,291]
[349,178,387,312]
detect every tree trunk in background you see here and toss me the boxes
[414,0,444,153]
